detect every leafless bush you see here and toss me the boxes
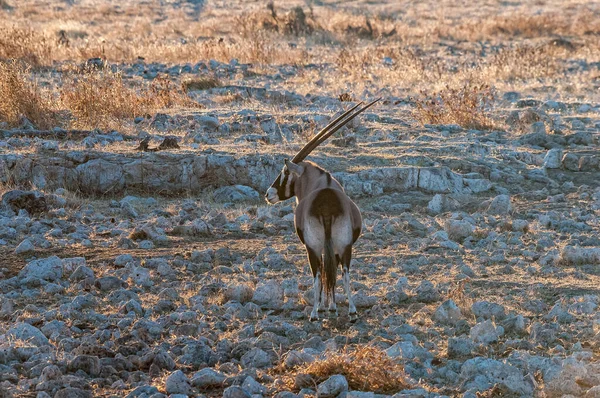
[413,81,496,130]
[0,61,55,129]
[0,26,52,66]
[278,345,410,394]
[60,70,197,129]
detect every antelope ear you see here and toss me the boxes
[285,159,304,176]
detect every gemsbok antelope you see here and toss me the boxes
[265,98,381,321]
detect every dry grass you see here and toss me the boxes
[182,76,221,92]
[484,45,563,81]
[448,280,474,318]
[60,69,198,130]
[413,81,497,130]
[0,26,52,66]
[60,69,145,130]
[467,11,600,40]
[0,61,55,129]
[279,345,411,394]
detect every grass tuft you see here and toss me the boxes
[60,68,145,130]
[182,76,221,92]
[280,345,410,394]
[413,81,496,130]
[0,26,51,66]
[0,61,55,129]
[60,70,198,129]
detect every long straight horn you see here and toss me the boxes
[291,101,363,163]
[292,97,382,163]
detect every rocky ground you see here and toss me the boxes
[1,0,600,397]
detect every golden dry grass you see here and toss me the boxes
[60,69,145,130]
[279,345,411,394]
[413,82,497,130]
[0,60,55,129]
[60,69,199,130]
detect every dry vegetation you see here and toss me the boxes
[279,345,410,394]
[0,61,198,130]
[0,1,598,132]
[0,61,55,129]
[413,82,497,130]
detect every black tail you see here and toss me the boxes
[322,215,336,298]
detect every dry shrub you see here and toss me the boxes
[60,69,144,129]
[237,4,316,37]
[413,81,496,130]
[484,45,562,80]
[61,70,197,129]
[0,61,55,129]
[483,13,597,38]
[0,26,52,66]
[182,76,221,92]
[143,75,199,110]
[282,345,410,394]
[450,11,600,41]
[448,280,473,318]
[282,6,314,36]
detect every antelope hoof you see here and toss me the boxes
[309,311,319,322]
[328,309,338,318]
[349,312,358,323]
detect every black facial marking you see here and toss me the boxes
[270,172,294,200]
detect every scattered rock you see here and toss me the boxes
[433,300,464,325]
[165,370,192,395]
[317,374,348,397]
[486,195,512,215]
[252,280,284,309]
[18,256,63,281]
[213,185,260,203]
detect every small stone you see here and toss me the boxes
[252,280,284,309]
[223,386,252,398]
[6,323,50,346]
[543,148,563,169]
[531,121,546,134]
[165,370,192,395]
[15,239,34,254]
[487,194,512,215]
[471,301,507,321]
[54,388,91,398]
[562,153,580,171]
[68,355,100,377]
[95,276,126,291]
[242,376,266,394]
[433,300,464,325]
[445,220,474,242]
[415,280,440,303]
[213,185,259,203]
[448,337,474,358]
[18,256,63,281]
[469,320,503,344]
[241,347,272,369]
[317,374,348,397]
[70,265,95,282]
[191,368,226,388]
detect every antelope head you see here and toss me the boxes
[265,98,381,204]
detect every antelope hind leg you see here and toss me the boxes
[341,246,357,322]
[307,246,322,321]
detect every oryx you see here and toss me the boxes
[265,98,380,322]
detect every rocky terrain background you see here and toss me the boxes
[0,0,599,397]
